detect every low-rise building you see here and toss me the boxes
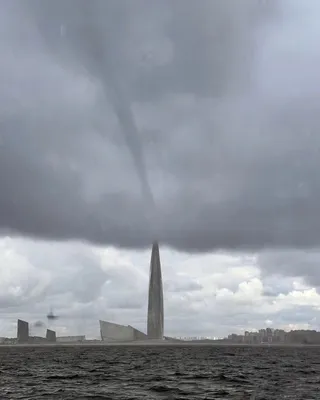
[56,335,85,343]
[99,320,147,342]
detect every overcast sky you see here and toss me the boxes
[1,0,320,338]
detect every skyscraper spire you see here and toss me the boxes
[147,242,164,339]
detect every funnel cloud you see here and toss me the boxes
[1,0,320,252]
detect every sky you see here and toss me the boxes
[1,0,320,338]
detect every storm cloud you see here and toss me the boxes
[1,0,319,252]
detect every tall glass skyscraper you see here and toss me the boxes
[147,242,164,339]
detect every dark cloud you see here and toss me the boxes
[32,320,45,328]
[2,0,320,252]
[259,250,320,288]
[262,275,296,297]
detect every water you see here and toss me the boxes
[0,344,319,399]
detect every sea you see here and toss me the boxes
[0,344,319,399]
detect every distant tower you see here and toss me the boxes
[147,242,164,339]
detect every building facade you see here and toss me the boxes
[46,329,57,343]
[147,242,164,339]
[17,319,29,344]
[56,335,85,343]
[99,320,147,342]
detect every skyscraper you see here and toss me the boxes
[147,242,164,339]
[17,319,29,343]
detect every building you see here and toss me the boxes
[99,320,147,342]
[0,338,16,345]
[99,242,165,342]
[147,242,164,339]
[17,319,29,344]
[56,335,85,343]
[46,329,56,343]
[28,336,48,344]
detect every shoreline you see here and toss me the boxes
[1,341,320,348]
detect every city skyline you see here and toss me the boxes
[6,315,320,345]
[5,318,320,345]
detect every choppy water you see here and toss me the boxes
[0,345,319,399]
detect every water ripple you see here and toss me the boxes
[0,345,319,399]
